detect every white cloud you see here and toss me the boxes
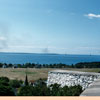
[85,13,100,19]
[0,36,6,41]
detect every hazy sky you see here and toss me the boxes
[0,0,100,54]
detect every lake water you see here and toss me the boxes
[0,53,100,65]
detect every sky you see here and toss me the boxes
[0,0,100,54]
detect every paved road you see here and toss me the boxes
[80,78,100,96]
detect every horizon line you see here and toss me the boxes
[0,51,100,56]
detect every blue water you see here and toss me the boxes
[0,53,100,65]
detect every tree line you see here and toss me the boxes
[0,62,100,68]
[0,76,83,96]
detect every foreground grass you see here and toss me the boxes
[0,68,100,81]
[0,68,55,81]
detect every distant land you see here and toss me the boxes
[0,52,59,55]
[0,52,99,56]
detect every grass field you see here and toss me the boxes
[0,68,100,81]
[0,68,55,81]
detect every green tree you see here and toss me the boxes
[25,74,29,86]
[0,63,3,68]
[0,84,15,96]
[0,77,15,96]
[17,86,34,96]
[33,80,51,96]
[50,83,61,96]
[0,77,10,86]
[69,85,83,96]
[0,77,9,83]
[10,80,21,88]
[61,86,71,96]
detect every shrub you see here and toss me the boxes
[10,80,21,88]
[17,86,34,96]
